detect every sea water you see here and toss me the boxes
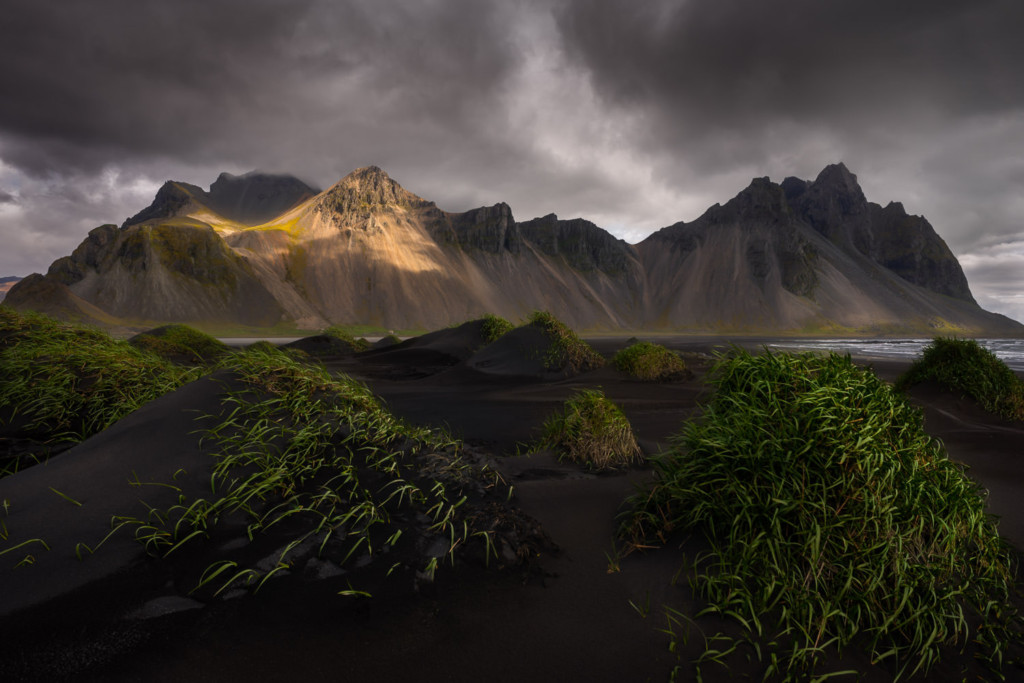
[766,338,1024,372]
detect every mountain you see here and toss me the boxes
[0,276,20,302]
[6,164,1021,335]
[635,163,1005,333]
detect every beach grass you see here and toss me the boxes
[613,341,688,381]
[129,324,229,363]
[539,388,641,470]
[0,307,201,473]
[623,349,1021,680]
[479,313,514,343]
[527,310,605,373]
[896,336,1024,421]
[321,325,371,352]
[115,343,500,595]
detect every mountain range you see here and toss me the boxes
[6,164,1022,335]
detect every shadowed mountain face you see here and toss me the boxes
[635,163,1000,333]
[7,164,1022,335]
[123,171,319,229]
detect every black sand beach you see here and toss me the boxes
[2,336,1023,682]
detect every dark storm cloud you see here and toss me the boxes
[0,190,14,204]
[555,0,1024,150]
[1,0,1022,321]
[0,0,518,177]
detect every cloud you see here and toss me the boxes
[0,158,163,275]
[0,0,1021,323]
[0,0,523,178]
[555,0,1024,136]
[959,238,1024,323]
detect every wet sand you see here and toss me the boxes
[2,336,1023,682]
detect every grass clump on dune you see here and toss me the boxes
[613,341,688,381]
[479,313,514,343]
[0,308,201,467]
[527,310,605,373]
[117,344,504,596]
[321,325,371,352]
[624,349,1020,681]
[539,389,641,470]
[129,324,229,363]
[896,336,1024,421]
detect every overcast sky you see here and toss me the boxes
[1,0,1022,322]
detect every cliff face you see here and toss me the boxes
[783,164,973,302]
[123,172,319,229]
[7,164,1020,335]
[636,164,1007,333]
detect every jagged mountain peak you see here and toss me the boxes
[123,171,318,228]
[204,170,319,225]
[316,166,431,217]
[121,181,203,228]
[807,162,867,204]
[708,176,790,223]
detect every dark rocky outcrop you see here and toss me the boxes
[446,203,521,254]
[205,171,319,225]
[315,166,429,219]
[122,182,204,228]
[787,163,973,302]
[865,202,973,301]
[518,214,635,276]
[47,224,120,286]
[125,172,318,228]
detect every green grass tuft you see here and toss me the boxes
[479,314,514,343]
[624,349,1021,680]
[527,311,605,373]
[613,341,688,381]
[0,308,201,472]
[477,313,512,344]
[539,389,641,470]
[129,324,229,363]
[113,343,503,596]
[322,325,371,352]
[896,337,1024,421]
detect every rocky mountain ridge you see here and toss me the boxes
[6,164,1021,335]
[0,276,21,302]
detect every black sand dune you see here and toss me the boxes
[356,319,495,378]
[2,337,1023,682]
[282,334,365,357]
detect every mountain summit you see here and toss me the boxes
[7,164,1020,335]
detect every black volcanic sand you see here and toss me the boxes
[2,336,1024,682]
